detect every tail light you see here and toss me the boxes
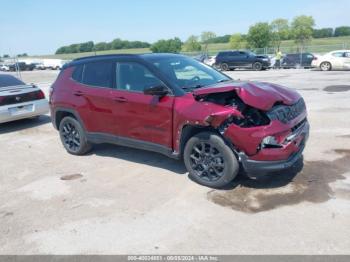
[313,57,318,60]
[36,89,45,99]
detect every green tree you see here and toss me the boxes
[270,18,290,49]
[229,33,244,49]
[78,41,94,52]
[111,38,124,49]
[94,42,108,51]
[334,26,350,37]
[3,54,10,58]
[150,38,182,53]
[184,35,202,52]
[201,31,216,52]
[246,22,272,48]
[313,28,333,38]
[291,15,315,48]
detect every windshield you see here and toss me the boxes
[147,56,231,91]
[247,51,256,57]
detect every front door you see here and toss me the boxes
[111,61,174,148]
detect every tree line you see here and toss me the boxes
[55,39,151,54]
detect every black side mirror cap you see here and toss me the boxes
[143,85,169,97]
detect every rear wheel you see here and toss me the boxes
[220,63,229,71]
[320,62,332,71]
[184,132,239,188]
[59,116,91,155]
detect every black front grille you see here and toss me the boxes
[267,98,306,124]
[291,118,307,132]
[0,91,41,106]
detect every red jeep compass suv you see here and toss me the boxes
[50,54,309,188]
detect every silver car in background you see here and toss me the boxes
[0,74,49,124]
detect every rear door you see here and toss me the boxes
[72,60,117,134]
[110,60,174,148]
[343,52,350,70]
[330,51,345,69]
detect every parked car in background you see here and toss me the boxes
[203,56,216,67]
[0,74,49,123]
[312,50,350,71]
[33,62,45,70]
[42,59,66,70]
[281,53,316,69]
[0,64,10,71]
[8,62,35,71]
[214,50,270,71]
[50,53,309,188]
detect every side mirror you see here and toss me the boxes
[144,85,169,97]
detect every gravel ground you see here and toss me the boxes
[0,69,350,254]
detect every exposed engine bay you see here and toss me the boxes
[196,91,270,128]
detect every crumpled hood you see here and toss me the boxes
[193,80,301,111]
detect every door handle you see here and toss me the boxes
[113,96,127,103]
[73,91,85,97]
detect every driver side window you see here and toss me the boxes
[116,62,162,92]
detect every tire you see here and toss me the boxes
[184,132,239,188]
[253,62,263,71]
[220,63,229,71]
[320,62,332,71]
[59,116,92,155]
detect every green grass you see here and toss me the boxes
[30,36,350,60]
[205,36,350,54]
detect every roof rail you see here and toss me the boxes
[73,53,138,61]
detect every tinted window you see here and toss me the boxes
[217,52,229,57]
[116,62,162,92]
[0,75,25,88]
[72,65,83,82]
[82,61,113,88]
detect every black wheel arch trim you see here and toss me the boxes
[52,107,86,130]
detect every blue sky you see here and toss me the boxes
[1,0,349,55]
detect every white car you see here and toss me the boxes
[0,74,49,124]
[312,50,350,71]
[203,56,216,67]
[0,64,10,71]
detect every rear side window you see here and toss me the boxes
[332,52,344,58]
[72,65,83,82]
[82,61,113,88]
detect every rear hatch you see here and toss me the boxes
[0,85,45,106]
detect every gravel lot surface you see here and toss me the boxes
[1,69,350,254]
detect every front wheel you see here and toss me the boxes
[253,62,263,71]
[59,116,92,155]
[184,132,239,188]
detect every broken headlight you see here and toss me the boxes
[261,136,282,149]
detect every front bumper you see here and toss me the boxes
[236,119,309,177]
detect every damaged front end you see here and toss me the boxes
[193,82,309,177]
